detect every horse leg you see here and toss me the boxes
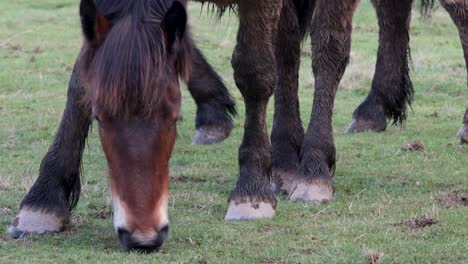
[8,61,91,238]
[224,0,281,221]
[189,46,237,145]
[288,0,359,203]
[345,0,413,133]
[440,0,468,143]
[271,1,308,195]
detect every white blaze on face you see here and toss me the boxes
[111,192,170,242]
[112,194,128,233]
[157,193,169,230]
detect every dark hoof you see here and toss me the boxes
[457,124,468,144]
[344,118,386,134]
[7,208,68,238]
[224,200,275,221]
[192,125,231,145]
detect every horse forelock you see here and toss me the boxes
[80,0,191,117]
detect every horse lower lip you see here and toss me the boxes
[128,245,162,253]
[122,239,164,253]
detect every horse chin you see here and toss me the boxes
[8,207,69,238]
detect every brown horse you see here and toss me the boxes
[344,0,468,143]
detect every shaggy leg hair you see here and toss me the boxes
[291,0,359,203]
[346,0,414,133]
[224,0,282,221]
[189,46,237,145]
[9,60,90,237]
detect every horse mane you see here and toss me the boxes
[80,0,192,117]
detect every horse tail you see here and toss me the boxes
[294,0,316,39]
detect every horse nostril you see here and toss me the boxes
[117,228,132,248]
[154,224,170,247]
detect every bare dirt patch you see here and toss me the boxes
[395,215,438,230]
[171,173,207,183]
[436,190,468,207]
[401,140,425,152]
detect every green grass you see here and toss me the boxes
[1,1,467,263]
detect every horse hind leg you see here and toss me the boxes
[440,0,468,144]
[271,1,308,195]
[8,60,91,238]
[189,46,237,145]
[224,0,281,221]
[345,0,413,133]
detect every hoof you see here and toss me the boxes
[457,124,468,144]
[224,200,275,221]
[7,208,68,238]
[288,181,333,204]
[344,118,386,134]
[192,125,231,145]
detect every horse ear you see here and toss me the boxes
[80,0,110,46]
[162,1,187,52]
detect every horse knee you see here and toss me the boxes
[231,47,276,101]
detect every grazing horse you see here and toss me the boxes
[345,0,468,141]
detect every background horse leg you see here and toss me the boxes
[189,46,237,145]
[8,61,91,237]
[271,1,312,194]
[345,0,413,133]
[440,0,468,143]
[458,109,468,143]
[289,0,359,203]
[224,0,281,221]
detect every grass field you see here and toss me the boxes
[1,1,467,263]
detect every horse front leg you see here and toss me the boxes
[8,60,91,237]
[271,1,309,195]
[288,0,359,203]
[440,0,468,144]
[346,0,413,133]
[189,46,237,145]
[224,0,282,221]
